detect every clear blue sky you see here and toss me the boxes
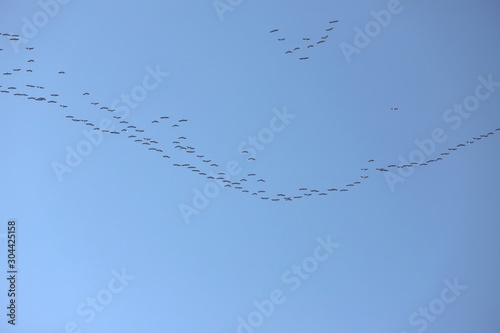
[1,0,500,332]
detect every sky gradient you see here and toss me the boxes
[0,0,500,332]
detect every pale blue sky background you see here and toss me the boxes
[0,0,500,332]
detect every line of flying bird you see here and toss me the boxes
[269,20,339,60]
[0,32,498,202]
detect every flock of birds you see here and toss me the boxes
[270,19,339,60]
[1,31,499,202]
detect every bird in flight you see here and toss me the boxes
[270,29,279,33]
[299,57,309,60]
[278,38,285,41]
[391,107,398,110]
